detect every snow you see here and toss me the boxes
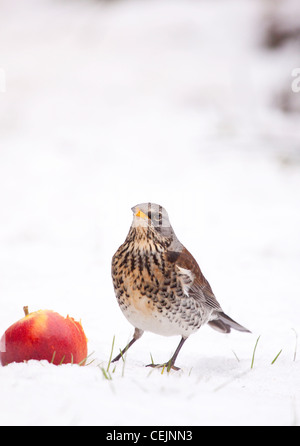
[0,0,300,426]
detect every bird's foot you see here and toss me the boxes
[146,362,180,372]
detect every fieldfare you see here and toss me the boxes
[111,203,250,370]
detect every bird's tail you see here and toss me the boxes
[208,311,251,334]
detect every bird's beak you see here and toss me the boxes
[135,209,148,220]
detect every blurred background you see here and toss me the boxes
[0,0,300,361]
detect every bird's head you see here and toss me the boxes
[131,203,170,228]
[130,203,179,249]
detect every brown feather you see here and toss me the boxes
[167,246,222,311]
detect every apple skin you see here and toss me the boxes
[0,309,88,366]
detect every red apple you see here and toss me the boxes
[0,307,88,366]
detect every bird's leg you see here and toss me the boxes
[112,327,143,363]
[146,337,187,371]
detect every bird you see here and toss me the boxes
[111,202,250,370]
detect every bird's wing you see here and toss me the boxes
[167,247,251,334]
[167,247,222,311]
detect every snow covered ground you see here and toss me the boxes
[0,0,300,426]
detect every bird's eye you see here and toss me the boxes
[147,205,163,227]
[152,212,163,226]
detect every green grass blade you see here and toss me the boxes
[119,348,125,363]
[85,358,96,367]
[271,349,282,365]
[232,350,240,362]
[166,359,172,373]
[50,351,56,364]
[78,351,95,366]
[100,366,112,380]
[150,352,154,365]
[107,335,115,373]
[251,335,261,369]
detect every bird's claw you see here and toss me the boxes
[146,362,180,371]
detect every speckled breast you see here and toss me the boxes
[111,238,205,337]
